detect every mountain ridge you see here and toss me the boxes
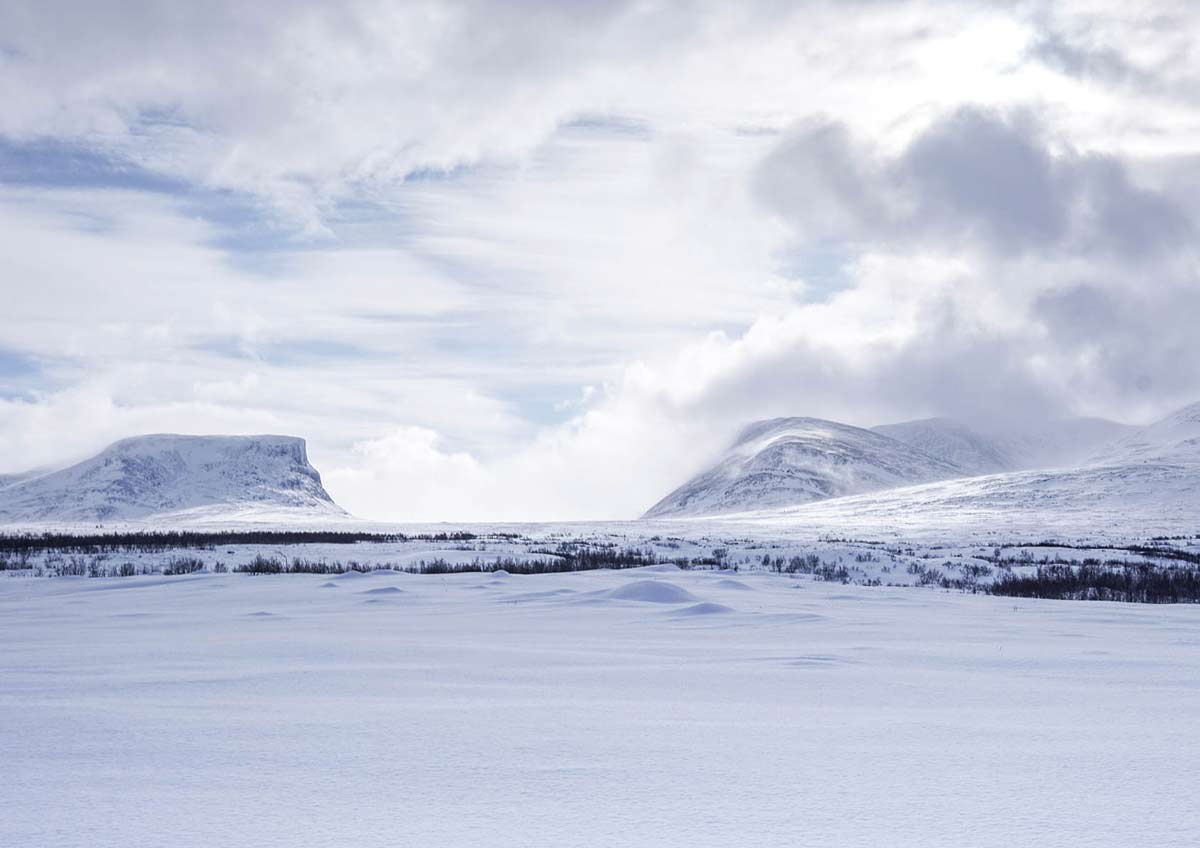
[643,417,964,518]
[645,404,1198,519]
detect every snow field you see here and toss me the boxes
[3,566,1199,847]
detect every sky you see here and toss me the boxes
[2,0,1200,521]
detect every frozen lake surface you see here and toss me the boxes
[4,566,1199,847]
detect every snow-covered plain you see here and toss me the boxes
[3,565,1199,847]
[5,406,1200,847]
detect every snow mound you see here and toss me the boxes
[0,434,347,524]
[361,586,405,595]
[605,580,699,604]
[714,579,753,591]
[669,602,734,616]
[506,589,577,603]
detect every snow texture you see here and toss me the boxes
[3,567,1198,847]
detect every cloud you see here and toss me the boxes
[1030,32,1151,89]
[1024,7,1200,106]
[323,427,489,521]
[0,0,1049,224]
[1033,282,1200,408]
[4,1,1200,522]
[756,107,1192,259]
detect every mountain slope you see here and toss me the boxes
[0,434,346,524]
[1001,417,1136,469]
[729,461,1200,539]
[871,418,1015,475]
[643,418,964,518]
[715,403,1200,537]
[873,416,1134,474]
[1092,401,1200,465]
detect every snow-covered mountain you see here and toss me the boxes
[871,418,1014,475]
[1091,401,1200,465]
[873,416,1133,474]
[0,434,347,524]
[0,470,39,488]
[730,460,1200,538]
[645,405,1196,522]
[1000,417,1136,469]
[643,417,964,518]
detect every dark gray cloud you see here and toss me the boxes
[756,107,1193,259]
[1029,32,1153,89]
[899,110,1066,251]
[1024,7,1200,100]
[1034,282,1200,404]
[692,309,1063,430]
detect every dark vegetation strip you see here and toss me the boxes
[28,547,679,577]
[235,547,666,575]
[0,529,505,554]
[1000,540,1200,566]
[988,562,1200,603]
[4,546,855,578]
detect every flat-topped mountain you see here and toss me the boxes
[0,434,347,524]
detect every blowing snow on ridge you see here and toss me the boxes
[643,417,964,518]
[870,417,1133,476]
[0,434,346,524]
[644,404,1200,523]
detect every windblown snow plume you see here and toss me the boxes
[643,417,963,518]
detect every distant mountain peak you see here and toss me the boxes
[643,417,962,518]
[1090,401,1200,466]
[872,417,1015,476]
[1156,400,1200,428]
[0,434,347,525]
[645,409,1152,519]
